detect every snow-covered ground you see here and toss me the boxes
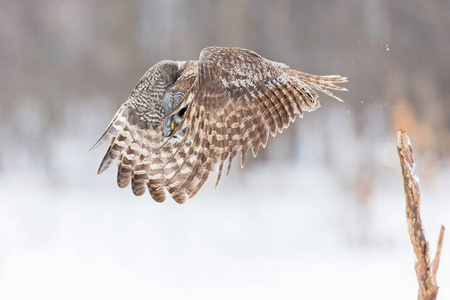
[0,101,448,299]
[1,150,448,299]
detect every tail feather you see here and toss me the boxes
[287,69,348,103]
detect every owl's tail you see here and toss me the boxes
[287,69,348,103]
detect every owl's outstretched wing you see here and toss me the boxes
[92,61,200,203]
[167,46,347,198]
[91,105,166,202]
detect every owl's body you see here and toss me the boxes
[93,47,347,203]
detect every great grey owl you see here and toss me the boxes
[92,46,347,203]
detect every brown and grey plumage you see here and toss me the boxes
[92,46,347,203]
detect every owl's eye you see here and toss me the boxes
[171,121,176,130]
[178,106,188,117]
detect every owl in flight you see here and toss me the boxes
[93,46,347,203]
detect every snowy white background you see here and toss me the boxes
[1,1,449,299]
[1,106,448,299]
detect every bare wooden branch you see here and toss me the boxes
[397,129,445,300]
[432,225,445,279]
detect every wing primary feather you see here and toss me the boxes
[131,163,149,196]
[254,91,277,138]
[225,106,245,176]
[187,125,214,198]
[147,176,166,202]
[97,139,117,174]
[238,103,255,168]
[176,121,210,195]
[246,101,267,157]
[90,107,125,151]
[285,82,305,117]
[265,85,290,130]
[253,98,271,148]
[261,90,283,134]
[277,83,296,122]
[98,126,133,174]
[214,111,230,188]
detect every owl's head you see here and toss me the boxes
[130,60,180,99]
